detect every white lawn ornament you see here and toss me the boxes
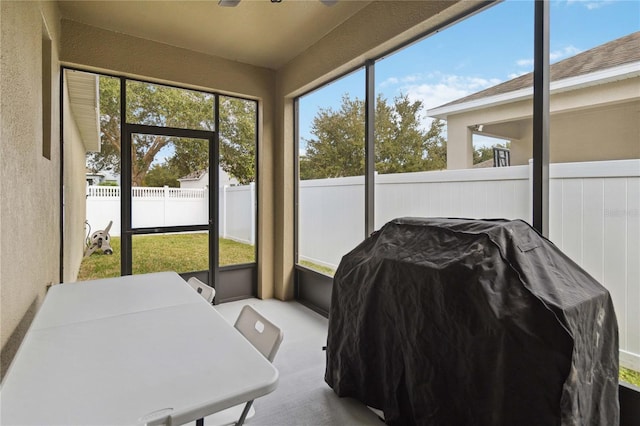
[84,220,114,257]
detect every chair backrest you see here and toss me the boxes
[234,305,283,362]
[187,277,215,303]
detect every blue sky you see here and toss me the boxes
[298,0,639,148]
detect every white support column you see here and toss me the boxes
[250,182,256,245]
[446,119,474,169]
[222,185,228,239]
[163,185,169,227]
[528,158,534,226]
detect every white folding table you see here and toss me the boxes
[0,272,279,425]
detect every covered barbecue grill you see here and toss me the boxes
[325,217,618,425]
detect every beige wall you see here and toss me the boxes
[444,77,640,169]
[0,1,61,378]
[273,0,477,297]
[62,73,89,282]
[513,100,640,165]
[59,19,278,300]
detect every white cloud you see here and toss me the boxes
[550,45,582,61]
[566,0,615,10]
[381,71,501,111]
[379,77,399,88]
[508,71,529,79]
[516,58,534,67]
[380,74,424,88]
[374,72,501,130]
[513,44,582,71]
[407,82,471,110]
[401,74,421,84]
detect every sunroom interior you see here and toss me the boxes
[1,0,638,423]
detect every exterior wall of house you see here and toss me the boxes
[447,116,475,169]
[179,176,206,190]
[59,19,278,300]
[446,99,533,169]
[62,73,89,283]
[179,170,239,189]
[0,1,62,379]
[444,77,640,169]
[512,100,640,166]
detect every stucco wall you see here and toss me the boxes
[59,20,277,300]
[512,100,640,165]
[0,1,61,379]
[62,72,89,282]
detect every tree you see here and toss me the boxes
[219,97,257,185]
[376,95,447,173]
[301,95,366,179]
[473,141,511,165]
[143,163,179,187]
[88,77,256,186]
[300,93,447,179]
[167,138,210,183]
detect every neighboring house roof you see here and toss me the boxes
[472,159,494,169]
[85,168,104,176]
[178,169,208,182]
[428,31,640,118]
[178,168,241,187]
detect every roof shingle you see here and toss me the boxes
[434,31,640,110]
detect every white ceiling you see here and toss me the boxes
[56,0,372,70]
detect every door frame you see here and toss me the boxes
[61,70,258,302]
[121,123,219,290]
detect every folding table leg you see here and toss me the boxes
[236,400,253,426]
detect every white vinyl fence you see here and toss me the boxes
[298,159,640,370]
[220,184,256,245]
[86,159,639,369]
[86,183,256,244]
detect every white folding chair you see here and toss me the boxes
[195,305,283,426]
[188,277,215,304]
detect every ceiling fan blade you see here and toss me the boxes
[218,0,241,7]
[218,0,335,6]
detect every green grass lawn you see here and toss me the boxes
[79,234,640,387]
[621,366,640,387]
[299,260,336,276]
[78,234,255,280]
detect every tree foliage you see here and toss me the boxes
[300,94,447,180]
[301,95,366,179]
[219,97,256,185]
[88,77,256,187]
[142,163,179,187]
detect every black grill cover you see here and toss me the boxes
[325,218,618,425]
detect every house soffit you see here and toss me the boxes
[65,69,100,152]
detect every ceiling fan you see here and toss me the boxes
[219,0,337,6]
